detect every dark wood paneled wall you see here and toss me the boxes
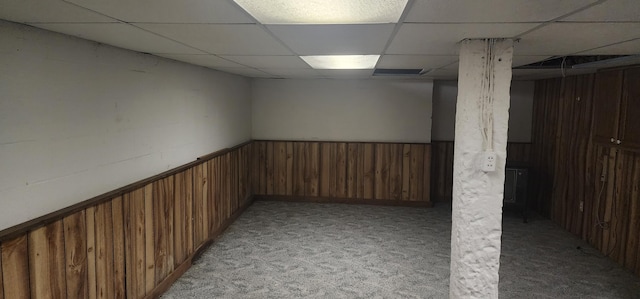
[0,143,253,299]
[430,141,532,201]
[0,140,434,298]
[532,73,640,276]
[252,141,432,204]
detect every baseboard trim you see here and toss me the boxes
[145,195,255,299]
[254,195,433,208]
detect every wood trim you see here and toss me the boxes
[255,195,434,208]
[252,139,431,145]
[143,254,192,299]
[430,140,533,144]
[0,140,252,243]
[144,195,254,299]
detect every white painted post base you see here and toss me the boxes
[449,39,514,299]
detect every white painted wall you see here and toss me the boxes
[252,79,433,143]
[432,80,534,142]
[0,21,251,231]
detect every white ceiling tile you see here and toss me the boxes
[217,67,276,78]
[65,0,254,23]
[577,38,640,55]
[562,0,640,22]
[267,24,395,55]
[138,24,292,55]
[258,68,322,78]
[377,55,458,69]
[33,23,204,54]
[157,54,246,68]
[0,0,115,23]
[421,69,458,80]
[406,0,598,23]
[440,61,460,70]
[439,56,552,71]
[387,23,539,55]
[317,69,374,78]
[517,23,640,55]
[439,62,458,70]
[221,55,310,68]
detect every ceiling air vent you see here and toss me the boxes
[373,68,424,76]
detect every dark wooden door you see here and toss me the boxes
[592,69,623,145]
[620,67,640,151]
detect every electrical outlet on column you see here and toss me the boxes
[481,151,497,172]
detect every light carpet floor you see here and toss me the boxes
[162,201,640,299]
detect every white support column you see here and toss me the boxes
[449,39,514,299]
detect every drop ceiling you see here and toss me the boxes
[1,0,639,80]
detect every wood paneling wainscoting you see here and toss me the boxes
[430,141,532,201]
[0,142,253,299]
[532,72,640,276]
[252,141,432,205]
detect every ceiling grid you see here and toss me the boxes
[0,0,637,80]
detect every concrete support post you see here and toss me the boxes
[449,39,514,299]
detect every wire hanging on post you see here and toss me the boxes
[479,39,497,152]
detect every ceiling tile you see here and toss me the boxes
[317,69,374,78]
[386,23,539,55]
[517,23,640,55]
[440,61,460,70]
[216,67,276,78]
[33,23,204,54]
[406,0,597,23]
[439,56,552,72]
[377,55,458,69]
[138,24,292,55]
[267,24,395,55]
[562,0,640,22]
[577,38,640,55]
[0,0,115,23]
[158,54,246,68]
[221,55,310,69]
[65,0,254,23]
[421,69,458,80]
[258,68,322,78]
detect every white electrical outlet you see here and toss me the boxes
[579,201,584,212]
[481,151,496,172]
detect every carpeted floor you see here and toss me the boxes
[162,201,640,299]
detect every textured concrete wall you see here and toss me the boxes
[449,39,514,298]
